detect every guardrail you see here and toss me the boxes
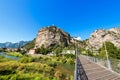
[81,55,120,74]
[74,48,88,80]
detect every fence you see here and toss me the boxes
[81,55,120,74]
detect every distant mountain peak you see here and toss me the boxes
[0,41,29,48]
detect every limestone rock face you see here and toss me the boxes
[109,28,120,34]
[88,28,120,50]
[35,26,70,48]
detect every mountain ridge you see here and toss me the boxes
[0,41,29,48]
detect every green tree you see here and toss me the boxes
[0,48,4,52]
[36,45,50,55]
[20,50,27,55]
[22,39,35,50]
[99,42,120,59]
[54,47,62,56]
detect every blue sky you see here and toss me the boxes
[0,0,120,43]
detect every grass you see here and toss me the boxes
[0,53,75,80]
[56,63,74,75]
[7,52,23,57]
[0,56,14,62]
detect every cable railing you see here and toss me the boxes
[81,55,120,74]
[74,56,88,80]
[74,47,88,80]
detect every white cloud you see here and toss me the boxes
[74,37,81,41]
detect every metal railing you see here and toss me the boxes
[74,48,88,80]
[81,55,120,74]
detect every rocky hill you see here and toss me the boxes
[23,26,120,51]
[87,28,120,50]
[35,26,71,48]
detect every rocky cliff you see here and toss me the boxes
[87,28,120,50]
[35,26,71,48]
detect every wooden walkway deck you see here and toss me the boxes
[78,55,120,80]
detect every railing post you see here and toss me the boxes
[74,37,88,80]
[74,47,78,80]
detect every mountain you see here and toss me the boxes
[35,26,71,48]
[23,26,120,51]
[22,39,35,50]
[87,28,120,50]
[0,41,29,48]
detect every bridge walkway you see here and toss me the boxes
[78,55,120,80]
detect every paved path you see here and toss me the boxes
[78,55,120,80]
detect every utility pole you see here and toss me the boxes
[103,41,112,70]
[101,32,111,70]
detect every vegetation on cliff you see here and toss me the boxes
[99,42,120,59]
[22,39,35,50]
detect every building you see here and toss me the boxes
[62,50,75,54]
[5,48,12,52]
[11,48,18,52]
[28,49,36,54]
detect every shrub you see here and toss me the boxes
[20,50,27,55]
[10,75,16,80]
[54,47,62,56]
[99,42,120,59]
[48,62,57,68]
[7,52,22,57]
[67,59,75,65]
[61,58,67,64]
[0,70,14,75]
[19,56,35,63]
[36,46,51,55]
[19,57,29,63]
[64,54,75,59]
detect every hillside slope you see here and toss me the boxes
[87,28,120,50]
